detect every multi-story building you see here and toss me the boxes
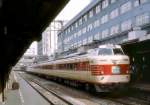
[58,0,150,55]
[39,20,64,56]
[42,27,52,56]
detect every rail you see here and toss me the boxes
[20,74,74,105]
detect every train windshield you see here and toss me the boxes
[113,48,124,55]
[98,48,124,55]
[98,48,113,55]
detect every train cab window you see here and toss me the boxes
[98,48,113,55]
[113,48,124,55]
[88,48,98,55]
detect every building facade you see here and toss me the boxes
[39,20,64,56]
[58,0,150,54]
[37,40,43,56]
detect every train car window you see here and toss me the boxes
[113,48,124,55]
[98,48,113,55]
[70,63,73,70]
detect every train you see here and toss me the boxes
[27,44,130,92]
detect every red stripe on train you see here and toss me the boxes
[91,64,129,75]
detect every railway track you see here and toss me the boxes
[107,96,150,105]
[19,72,124,105]
[19,72,150,105]
[20,74,77,105]
[130,83,150,102]
[103,87,150,105]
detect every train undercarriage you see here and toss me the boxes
[28,71,128,93]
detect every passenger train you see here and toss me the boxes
[27,44,130,92]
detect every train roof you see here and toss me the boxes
[30,44,123,67]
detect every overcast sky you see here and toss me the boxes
[55,0,92,21]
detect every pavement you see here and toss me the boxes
[0,71,50,105]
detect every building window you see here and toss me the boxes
[120,1,132,14]
[101,14,108,24]
[94,33,100,40]
[134,0,140,7]
[79,40,82,46]
[64,38,67,44]
[65,30,67,35]
[99,32,102,39]
[110,24,119,35]
[70,35,73,41]
[83,38,87,45]
[75,22,78,28]
[72,43,74,48]
[111,0,116,4]
[89,9,93,18]
[79,18,82,25]
[102,0,109,9]
[96,4,101,14]
[140,0,148,4]
[102,29,109,38]
[110,8,119,19]
[74,42,77,48]
[68,27,70,33]
[87,23,93,32]
[136,13,150,26]
[88,36,93,43]
[133,0,148,7]
[67,37,69,43]
[93,19,100,28]
[74,33,77,38]
[71,44,74,48]
[83,14,87,22]
[121,19,132,31]
[71,25,74,31]
[69,36,71,42]
[82,27,87,34]
[77,41,80,47]
[78,30,82,37]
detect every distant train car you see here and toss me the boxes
[28,44,130,92]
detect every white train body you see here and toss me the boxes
[28,45,130,91]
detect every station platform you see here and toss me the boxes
[1,90,22,105]
[0,71,22,105]
[131,83,150,92]
[0,71,50,105]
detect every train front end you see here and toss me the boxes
[89,45,130,91]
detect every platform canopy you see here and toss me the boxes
[0,0,69,93]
